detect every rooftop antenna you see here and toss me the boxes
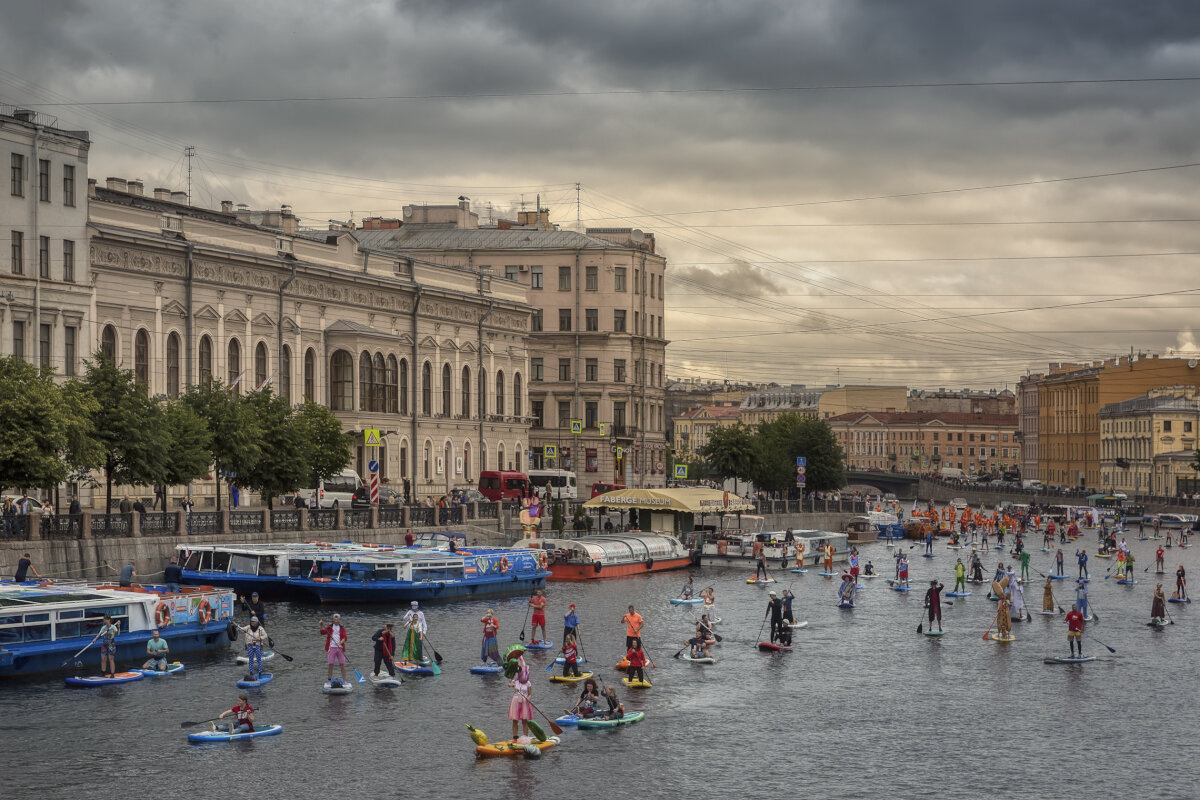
[184,145,195,206]
[576,182,581,229]
[520,193,526,212]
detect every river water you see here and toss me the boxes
[2,534,1197,800]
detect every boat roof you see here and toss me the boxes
[0,582,170,611]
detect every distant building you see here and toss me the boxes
[817,385,908,419]
[673,404,742,459]
[739,386,830,426]
[1018,374,1042,481]
[1100,387,1200,496]
[664,379,756,443]
[908,387,1016,415]
[828,411,1020,475]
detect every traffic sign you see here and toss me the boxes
[368,459,379,473]
[570,419,583,434]
[796,457,807,467]
[796,474,807,484]
[796,465,806,475]
[597,423,607,436]
[544,445,558,458]
[615,447,624,459]
[364,429,381,446]
[675,464,687,479]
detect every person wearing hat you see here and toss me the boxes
[240,591,267,623]
[401,601,427,663]
[480,609,500,666]
[563,603,579,645]
[319,614,349,686]
[837,574,856,607]
[923,579,944,632]
[1151,582,1167,625]
[507,651,534,739]
[764,590,783,641]
[1011,577,1026,621]
[235,615,269,679]
[1075,578,1090,620]
[371,621,397,678]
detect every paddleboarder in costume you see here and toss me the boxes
[924,580,944,632]
[1151,583,1166,624]
[954,558,966,593]
[1065,604,1085,658]
[1043,576,1055,612]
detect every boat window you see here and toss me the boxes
[57,609,84,620]
[290,559,315,578]
[260,556,278,575]
[0,615,20,627]
[229,555,259,575]
[210,552,231,572]
[184,551,202,570]
[55,620,83,638]
[24,621,51,641]
[374,569,398,581]
[24,612,49,622]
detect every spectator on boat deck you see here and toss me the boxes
[119,560,136,587]
[14,552,40,583]
[164,557,183,593]
[143,629,170,671]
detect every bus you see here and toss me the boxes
[528,469,578,501]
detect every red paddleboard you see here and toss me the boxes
[757,642,793,651]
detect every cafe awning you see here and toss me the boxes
[582,487,756,513]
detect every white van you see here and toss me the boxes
[528,468,578,501]
[1022,480,1044,491]
[308,469,364,508]
[939,467,967,481]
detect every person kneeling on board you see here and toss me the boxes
[216,693,254,734]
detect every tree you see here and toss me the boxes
[0,356,94,494]
[295,401,352,489]
[551,501,565,534]
[748,413,845,494]
[159,399,213,509]
[183,379,263,510]
[698,424,755,491]
[82,354,169,512]
[236,389,308,510]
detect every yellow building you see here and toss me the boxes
[818,385,908,420]
[673,405,742,458]
[827,411,1020,475]
[1100,387,1200,496]
[739,388,825,427]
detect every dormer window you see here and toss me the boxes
[276,236,293,254]
[160,214,182,233]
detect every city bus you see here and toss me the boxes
[528,469,578,501]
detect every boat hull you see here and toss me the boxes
[548,556,692,581]
[290,572,549,602]
[0,623,232,680]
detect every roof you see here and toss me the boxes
[680,405,742,420]
[583,487,756,513]
[1100,393,1200,416]
[353,227,613,252]
[325,319,392,337]
[827,411,1018,427]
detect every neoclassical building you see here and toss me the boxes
[87,181,530,507]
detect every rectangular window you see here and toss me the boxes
[957,433,963,441]
[585,308,598,331]
[933,445,939,455]
[1187,421,1194,433]
[558,401,572,429]
[63,164,75,207]
[558,358,571,381]
[634,311,640,334]
[968,433,975,442]
[39,323,50,368]
[933,432,938,441]
[531,357,543,381]
[558,266,571,291]
[969,447,975,456]
[38,159,49,202]
[649,273,655,298]
[12,321,24,360]
[614,402,626,428]
[614,267,626,292]
[530,310,542,332]
[558,308,572,331]
[586,265,598,291]
[585,401,598,428]
[62,240,74,282]
[10,153,24,197]
[659,274,663,298]
[11,230,23,274]
[64,326,76,376]
[531,400,544,428]
[39,236,49,278]
[585,358,597,381]
[614,359,626,382]
[614,309,626,332]
[634,270,639,294]
[530,265,543,289]
[1164,420,1172,432]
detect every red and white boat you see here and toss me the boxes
[519,534,692,581]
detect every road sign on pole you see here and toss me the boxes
[364,429,381,447]
[796,456,807,467]
[368,459,379,503]
[544,445,558,459]
[675,465,687,479]
[796,455,807,486]
[570,419,583,434]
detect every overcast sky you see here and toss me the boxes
[6,1,1200,390]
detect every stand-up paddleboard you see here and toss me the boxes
[368,673,403,687]
[790,568,809,574]
[236,651,275,665]
[1044,655,1094,664]
[1048,574,1069,580]
[554,654,587,664]
[681,653,716,664]
[862,574,878,579]
[1040,548,1052,553]
[470,663,504,675]
[924,630,946,637]
[134,661,185,677]
[1117,579,1138,586]
[1039,610,1059,616]
[991,634,1016,642]
[893,585,912,592]
[1168,597,1191,604]
[188,723,282,743]
[65,671,145,687]
[236,672,273,688]
[946,591,971,597]
[757,641,793,651]
[1147,619,1167,629]
[838,601,856,609]
[922,553,935,558]
[747,578,776,585]
[669,598,703,605]
[549,672,594,684]
[576,711,645,729]
[621,677,652,689]
[555,713,581,725]
[818,571,838,578]
[524,640,554,650]
[323,679,353,694]
[396,660,435,675]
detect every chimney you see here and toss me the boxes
[87,178,97,198]
[281,205,297,236]
[170,191,188,205]
[361,216,400,230]
[106,177,128,192]
[127,180,144,196]
[153,187,171,201]
[220,200,233,214]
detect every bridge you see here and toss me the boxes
[844,471,921,497]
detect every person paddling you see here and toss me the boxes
[216,693,254,734]
[1055,548,1065,575]
[621,605,643,649]
[562,604,578,645]
[1064,604,1085,658]
[319,614,349,686]
[528,590,548,645]
[97,613,120,679]
[479,610,500,667]
[371,622,398,679]
[924,580,944,632]
[402,601,427,663]
[1176,565,1188,600]
[823,542,835,574]
[600,685,625,720]
[1075,579,1090,619]
[679,577,695,600]
[574,677,600,718]
[560,634,582,678]
[625,638,650,684]
[507,659,534,739]
[235,616,269,680]
[1151,583,1167,625]
[1043,575,1056,613]
[838,575,856,607]
[1155,546,1165,574]
[1076,549,1089,580]
[897,553,910,589]
[953,558,966,594]
[765,591,784,639]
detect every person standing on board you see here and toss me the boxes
[755,548,768,580]
[621,605,643,649]
[97,613,120,678]
[765,591,783,640]
[925,528,934,555]
[1076,549,1089,580]
[1075,579,1090,619]
[1064,604,1085,658]
[1156,546,1165,574]
[402,601,427,662]
[1176,565,1188,600]
[897,553,910,589]
[479,610,500,667]
[235,616,269,680]
[823,542,835,574]
[1151,583,1167,625]
[562,604,579,646]
[319,613,349,686]
[1043,575,1056,613]
[953,558,966,594]
[1055,548,1065,576]
[371,621,398,679]
[528,590,548,645]
[924,580,944,632]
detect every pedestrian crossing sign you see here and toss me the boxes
[364,429,381,446]
[544,445,558,458]
[598,423,607,436]
[571,419,583,434]
[675,465,687,479]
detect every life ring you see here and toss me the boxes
[592,560,602,574]
[537,551,548,570]
[314,577,332,583]
[499,557,509,574]
[196,599,212,625]
[154,601,172,628]
[227,620,238,641]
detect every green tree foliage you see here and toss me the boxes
[748,414,845,493]
[0,356,95,491]
[83,354,169,510]
[183,379,263,509]
[159,399,213,508]
[698,424,755,490]
[295,401,352,488]
[237,389,308,510]
[551,501,565,533]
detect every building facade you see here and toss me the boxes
[1017,374,1041,481]
[828,411,1020,475]
[672,404,742,459]
[817,385,908,419]
[739,386,826,427]
[908,388,1016,415]
[1100,387,1200,496]
[87,183,530,507]
[1,107,91,379]
[355,205,668,488]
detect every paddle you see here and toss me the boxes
[1088,635,1117,654]
[59,633,102,668]
[523,696,564,735]
[420,635,442,675]
[754,614,769,647]
[916,596,931,634]
[574,623,589,663]
[519,595,532,642]
[354,668,366,684]
[180,717,222,729]
[270,650,295,662]
[982,605,1001,641]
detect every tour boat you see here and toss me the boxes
[178,542,384,598]
[519,534,692,580]
[690,529,850,568]
[0,580,234,679]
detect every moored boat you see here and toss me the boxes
[691,529,849,568]
[519,534,691,580]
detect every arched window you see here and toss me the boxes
[478,368,487,418]
[399,358,409,414]
[496,370,505,416]
[461,365,471,418]
[513,372,523,417]
[255,341,268,390]
[101,324,117,362]
[281,345,291,402]
[373,353,386,413]
[303,347,315,401]
[423,440,432,480]
[480,442,488,473]
[199,335,213,383]
[134,329,150,388]
[515,444,523,473]
[421,361,432,415]
[166,332,181,398]
[386,355,398,413]
[359,351,373,411]
[498,444,506,472]
[441,363,452,416]
[227,338,241,394]
[331,350,354,410]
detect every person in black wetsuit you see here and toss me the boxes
[755,550,768,580]
[765,591,783,642]
[925,580,944,632]
[240,592,267,623]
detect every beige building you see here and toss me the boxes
[672,404,742,458]
[828,411,1020,475]
[87,184,530,507]
[818,385,908,419]
[1100,387,1200,496]
[356,205,668,489]
[1018,373,1042,481]
[1,107,92,378]
[908,388,1016,415]
[739,387,826,427]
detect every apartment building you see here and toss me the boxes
[1100,387,1200,496]
[828,411,1020,475]
[672,404,742,459]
